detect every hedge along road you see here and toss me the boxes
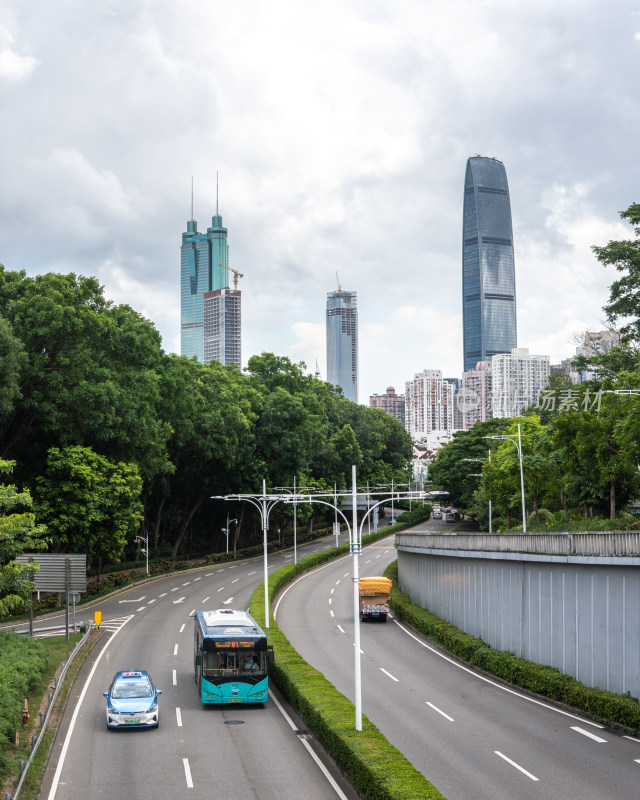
[38,535,358,800]
[273,534,640,800]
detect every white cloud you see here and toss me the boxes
[0,47,38,80]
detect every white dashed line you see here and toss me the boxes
[172,670,177,685]
[193,577,201,581]
[137,606,146,612]
[171,587,179,592]
[494,751,539,782]
[426,702,454,721]
[174,644,179,655]
[159,593,167,598]
[148,599,156,604]
[330,610,334,617]
[189,609,195,616]
[329,598,332,604]
[571,726,607,743]
[182,582,191,586]
[343,573,349,578]
[179,623,185,633]
[335,579,340,585]
[337,625,345,633]
[202,597,210,604]
[380,668,399,682]
[176,707,183,727]
[331,588,335,594]
[248,571,257,576]
[217,587,224,592]
[183,758,193,788]
[205,572,213,576]
[231,578,239,584]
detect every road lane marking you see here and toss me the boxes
[174,644,179,655]
[217,586,224,592]
[176,707,183,727]
[202,596,210,603]
[393,618,606,728]
[136,606,146,611]
[228,565,237,568]
[193,577,201,581]
[183,758,193,788]
[159,592,167,597]
[248,571,257,576]
[173,670,177,685]
[330,610,334,617]
[269,691,349,799]
[47,616,134,800]
[118,596,146,603]
[343,573,349,578]
[205,572,213,576]
[182,582,191,586]
[148,599,156,604]
[335,580,340,585]
[170,587,179,592]
[494,751,539,781]
[625,735,640,743]
[634,759,640,765]
[571,726,607,743]
[337,625,345,633]
[329,598,332,604]
[380,668,399,682]
[189,609,195,616]
[331,588,335,594]
[231,578,239,584]
[173,596,185,604]
[222,596,234,605]
[179,623,185,633]
[426,702,454,721]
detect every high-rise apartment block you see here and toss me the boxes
[405,370,455,440]
[575,329,621,382]
[491,348,550,418]
[461,360,493,428]
[326,289,358,403]
[181,207,241,366]
[462,156,517,372]
[369,386,405,426]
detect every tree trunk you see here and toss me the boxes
[560,489,568,521]
[610,479,616,521]
[233,506,245,558]
[152,494,166,554]
[506,508,511,530]
[172,493,207,557]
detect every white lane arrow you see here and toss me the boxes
[118,597,146,604]
[222,597,234,605]
[173,596,186,604]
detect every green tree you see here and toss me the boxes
[0,317,25,423]
[0,459,47,614]
[593,202,640,339]
[35,446,143,567]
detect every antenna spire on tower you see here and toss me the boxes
[336,271,342,292]
[216,171,219,215]
[190,176,194,220]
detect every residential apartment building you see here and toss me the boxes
[405,370,455,440]
[492,348,550,418]
[461,360,493,428]
[369,386,405,426]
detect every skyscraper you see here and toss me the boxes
[462,156,517,372]
[404,370,455,440]
[180,195,241,366]
[326,289,358,403]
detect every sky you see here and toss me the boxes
[1,0,639,404]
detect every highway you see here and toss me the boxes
[275,520,640,800]
[37,538,356,800]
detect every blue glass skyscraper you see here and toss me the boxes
[326,289,358,403]
[180,206,231,363]
[462,156,517,372]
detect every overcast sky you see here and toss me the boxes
[1,1,639,403]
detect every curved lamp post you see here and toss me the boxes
[484,423,526,533]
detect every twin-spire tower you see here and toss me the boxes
[180,176,242,366]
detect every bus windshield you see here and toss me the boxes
[203,648,267,677]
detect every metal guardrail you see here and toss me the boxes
[6,622,94,800]
[395,531,640,557]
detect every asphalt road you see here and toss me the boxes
[275,525,640,800]
[36,536,358,800]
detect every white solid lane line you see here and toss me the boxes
[494,751,539,781]
[571,726,607,743]
[176,707,183,727]
[183,758,193,788]
[380,668,399,682]
[426,702,454,722]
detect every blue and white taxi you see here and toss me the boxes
[103,670,162,729]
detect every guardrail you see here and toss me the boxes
[395,531,640,557]
[6,623,94,800]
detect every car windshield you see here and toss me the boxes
[112,680,153,699]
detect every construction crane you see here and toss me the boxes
[217,263,244,291]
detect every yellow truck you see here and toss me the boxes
[359,577,392,622]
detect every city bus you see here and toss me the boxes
[194,608,273,704]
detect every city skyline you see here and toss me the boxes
[1,2,638,404]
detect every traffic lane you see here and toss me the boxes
[41,556,351,800]
[277,544,640,800]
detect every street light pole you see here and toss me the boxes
[351,465,362,731]
[484,428,527,533]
